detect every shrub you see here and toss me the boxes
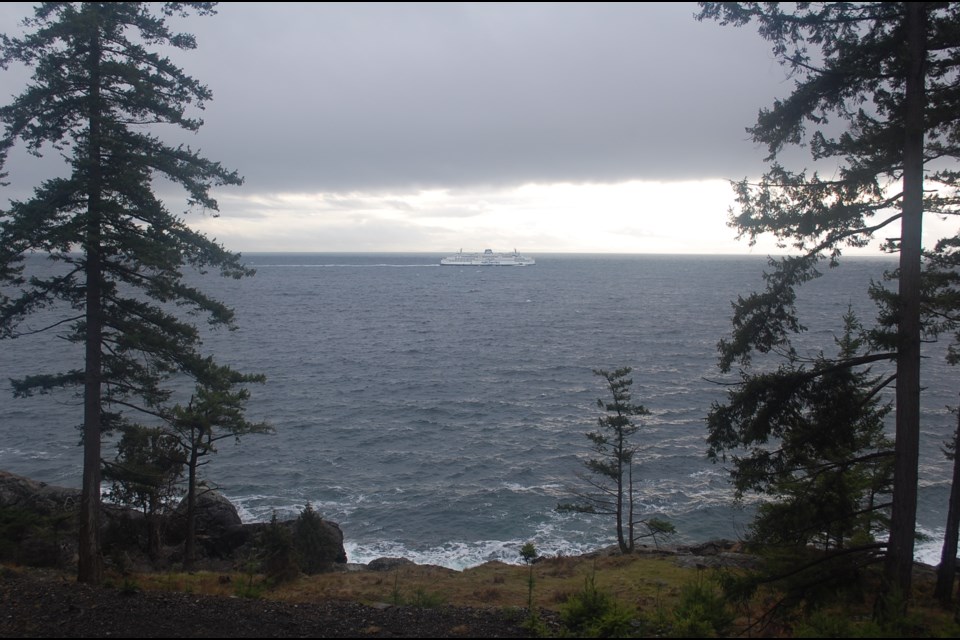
[293,502,338,574]
[0,506,73,568]
[259,512,298,583]
[560,571,635,637]
[669,573,734,638]
[409,587,447,608]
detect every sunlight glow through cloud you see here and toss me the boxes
[192,180,805,255]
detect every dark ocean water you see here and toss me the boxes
[0,253,955,568]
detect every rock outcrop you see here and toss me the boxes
[0,470,347,574]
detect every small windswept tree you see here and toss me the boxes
[293,502,343,575]
[559,367,672,553]
[102,424,185,558]
[166,358,270,569]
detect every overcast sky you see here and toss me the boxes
[0,2,935,254]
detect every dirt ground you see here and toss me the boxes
[0,568,548,638]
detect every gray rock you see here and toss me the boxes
[0,470,347,574]
[167,486,242,543]
[367,557,417,572]
[0,470,81,514]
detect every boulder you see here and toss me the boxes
[0,470,348,574]
[182,488,242,533]
[367,557,416,572]
[0,471,80,568]
[167,487,242,544]
[0,470,81,514]
[240,517,348,573]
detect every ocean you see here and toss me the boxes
[0,253,955,569]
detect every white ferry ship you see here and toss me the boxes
[440,249,535,266]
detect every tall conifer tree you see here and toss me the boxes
[0,2,254,583]
[698,2,960,605]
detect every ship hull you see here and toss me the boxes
[440,250,535,266]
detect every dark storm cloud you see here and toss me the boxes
[0,2,792,195]
[172,2,789,193]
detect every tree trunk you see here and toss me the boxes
[627,459,635,553]
[616,465,627,554]
[615,435,628,554]
[883,0,927,607]
[147,511,160,560]
[79,228,102,584]
[934,407,960,604]
[184,442,199,570]
[78,16,104,585]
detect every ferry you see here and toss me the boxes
[440,249,535,266]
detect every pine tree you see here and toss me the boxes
[102,424,185,558]
[558,367,673,553]
[0,2,253,583]
[708,309,894,613]
[697,2,960,603]
[166,359,270,569]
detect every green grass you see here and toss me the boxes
[11,549,959,638]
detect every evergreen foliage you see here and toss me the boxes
[558,570,634,638]
[710,310,894,550]
[709,308,894,612]
[558,367,673,554]
[102,424,184,558]
[293,501,337,575]
[638,517,677,551]
[519,541,538,617]
[670,572,734,639]
[0,2,255,583]
[166,359,270,568]
[520,541,538,565]
[259,511,298,585]
[697,1,960,602]
[0,506,74,568]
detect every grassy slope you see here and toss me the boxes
[127,552,960,637]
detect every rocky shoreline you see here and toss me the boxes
[0,469,790,638]
[0,469,347,574]
[1,469,761,577]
